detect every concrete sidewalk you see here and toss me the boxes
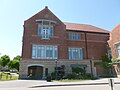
[30,78,120,88]
[0,78,120,89]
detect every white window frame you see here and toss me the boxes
[38,24,53,39]
[32,45,58,59]
[68,33,80,40]
[69,48,83,60]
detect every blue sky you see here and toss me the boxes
[0,0,120,59]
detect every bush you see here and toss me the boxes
[64,73,97,80]
[51,72,56,80]
[51,70,65,80]
[66,74,76,79]
[65,73,84,80]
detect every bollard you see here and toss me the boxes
[108,78,114,90]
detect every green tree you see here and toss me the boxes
[0,55,10,67]
[13,55,21,61]
[8,59,20,71]
[112,58,120,63]
[96,55,112,76]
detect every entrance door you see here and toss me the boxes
[28,66,43,79]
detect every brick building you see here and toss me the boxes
[19,6,109,79]
[108,24,120,77]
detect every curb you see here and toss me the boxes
[30,82,120,88]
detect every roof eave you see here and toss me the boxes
[66,29,109,35]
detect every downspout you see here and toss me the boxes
[84,32,88,59]
[85,33,93,77]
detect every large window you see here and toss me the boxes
[69,48,83,60]
[38,25,54,39]
[116,43,120,58]
[68,33,80,40]
[32,45,58,59]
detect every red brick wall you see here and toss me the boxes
[108,24,120,58]
[86,33,109,59]
[22,7,109,61]
[22,7,67,60]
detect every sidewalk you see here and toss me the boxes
[30,78,120,88]
[0,78,120,89]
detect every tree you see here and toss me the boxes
[0,55,10,67]
[13,55,21,61]
[8,59,20,71]
[8,55,21,71]
[96,54,112,76]
[112,58,120,63]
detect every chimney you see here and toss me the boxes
[45,6,48,9]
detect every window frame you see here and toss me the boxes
[115,43,120,58]
[32,45,58,59]
[68,33,80,40]
[68,48,83,60]
[38,24,54,39]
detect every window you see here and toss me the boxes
[69,48,83,60]
[32,45,58,59]
[116,44,120,58]
[68,33,80,40]
[38,25,53,39]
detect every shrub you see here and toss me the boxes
[72,67,86,75]
[51,72,56,80]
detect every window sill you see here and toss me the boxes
[41,38,50,40]
[69,59,83,60]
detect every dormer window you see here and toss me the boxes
[36,19,56,39]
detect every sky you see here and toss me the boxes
[0,0,120,59]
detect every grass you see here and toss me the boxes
[0,72,19,81]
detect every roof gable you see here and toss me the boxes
[25,6,63,24]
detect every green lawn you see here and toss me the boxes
[0,72,19,81]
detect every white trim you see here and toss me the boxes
[38,24,53,39]
[36,19,57,24]
[27,64,44,67]
[32,45,58,59]
[68,48,83,60]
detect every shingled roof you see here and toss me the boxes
[64,22,109,34]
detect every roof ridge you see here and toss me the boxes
[64,22,88,26]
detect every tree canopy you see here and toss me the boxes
[0,55,10,67]
[8,59,20,71]
[13,55,21,61]
[0,55,21,71]
[96,54,112,76]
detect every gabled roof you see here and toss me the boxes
[25,6,63,24]
[64,22,109,34]
[112,24,120,31]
